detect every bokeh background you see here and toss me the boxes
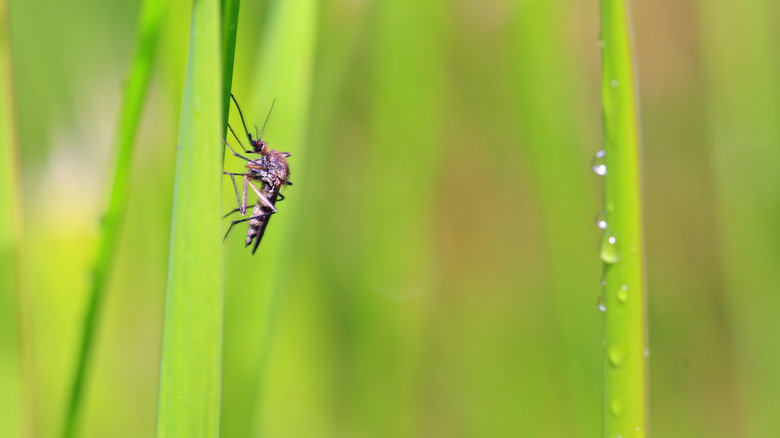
[4,0,780,436]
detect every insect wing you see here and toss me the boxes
[250,186,280,255]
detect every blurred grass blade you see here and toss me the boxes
[507,2,600,434]
[61,0,166,435]
[155,0,223,435]
[599,0,648,435]
[230,0,319,435]
[349,0,445,435]
[0,0,24,434]
[700,1,780,435]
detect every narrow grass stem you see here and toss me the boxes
[61,0,165,436]
[0,0,25,434]
[599,0,648,436]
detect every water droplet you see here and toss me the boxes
[600,233,620,264]
[644,348,650,358]
[611,398,623,417]
[600,278,606,287]
[617,285,629,303]
[591,150,607,175]
[597,295,607,312]
[611,79,619,87]
[595,211,607,230]
[608,347,625,367]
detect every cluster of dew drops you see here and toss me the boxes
[592,149,628,313]
[591,149,618,265]
[592,148,648,428]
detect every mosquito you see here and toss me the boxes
[223,94,292,254]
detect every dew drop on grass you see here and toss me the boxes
[608,347,625,367]
[600,233,620,264]
[611,79,619,87]
[617,284,628,303]
[595,211,607,230]
[597,295,607,312]
[610,398,624,417]
[591,150,607,175]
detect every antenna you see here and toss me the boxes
[260,99,276,140]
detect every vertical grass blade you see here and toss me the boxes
[61,0,166,436]
[0,0,23,434]
[599,0,648,436]
[699,1,780,435]
[220,0,240,128]
[155,0,223,435]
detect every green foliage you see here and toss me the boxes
[5,0,780,436]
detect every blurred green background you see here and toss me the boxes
[3,0,780,436]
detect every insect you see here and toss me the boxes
[222,94,292,254]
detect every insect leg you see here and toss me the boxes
[227,123,251,153]
[242,174,250,215]
[223,212,274,242]
[223,138,253,162]
[230,94,255,143]
[223,207,242,218]
[222,171,246,215]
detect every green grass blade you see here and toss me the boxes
[599,0,648,436]
[220,0,240,128]
[0,0,23,434]
[155,0,223,435]
[61,0,166,435]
